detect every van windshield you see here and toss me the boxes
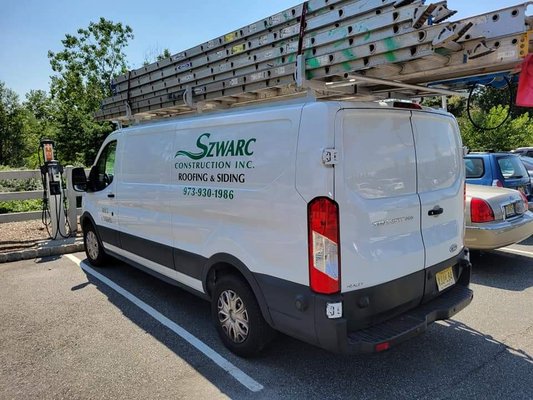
[497,156,528,179]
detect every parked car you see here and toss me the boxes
[519,156,533,184]
[465,183,533,250]
[512,146,533,158]
[464,153,532,202]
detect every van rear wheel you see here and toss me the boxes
[211,274,274,357]
[84,223,107,267]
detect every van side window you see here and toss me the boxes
[91,141,117,191]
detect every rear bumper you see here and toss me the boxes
[344,284,473,353]
[466,211,533,250]
[255,251,472,354]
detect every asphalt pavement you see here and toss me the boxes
[0,246,531,399]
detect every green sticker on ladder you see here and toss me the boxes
[307,58,320,68]
[342,49,355,60]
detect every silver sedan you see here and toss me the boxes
[465,183,533,250]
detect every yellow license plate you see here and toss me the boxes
[503,203,515,218]
[436,267,455,292]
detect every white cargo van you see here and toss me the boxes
[72,99,473,356]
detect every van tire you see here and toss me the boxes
[83,223,107,267]
[212,274,274,357]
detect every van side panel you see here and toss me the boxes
[117,125,175,268]
[295,102,336,202]
[170,105,309,286]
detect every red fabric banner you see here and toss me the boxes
[516,54,533,107]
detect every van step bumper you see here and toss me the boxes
[346,284,473,353]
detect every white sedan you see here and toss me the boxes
[465,184,533,250]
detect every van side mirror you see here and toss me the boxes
[71,167,88,192]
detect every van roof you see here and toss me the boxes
[111,98,450,134]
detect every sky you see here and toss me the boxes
[0,0,528,99]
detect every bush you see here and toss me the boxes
[459,105,533,151]
[0,167,44,214]
[0,199,43,214]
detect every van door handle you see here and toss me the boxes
[107,193,115,198]
[428,206,444,216]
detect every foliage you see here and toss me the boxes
[48,18,133,165]
[0,199,42,214]
[458,105,533,151]
[48,18,133,99]
[143,47,172,66]
[0,83,25,166]
[0,177,42,192]
[472,83,530,119]
[0,174,43,215]
[421,95,466,118]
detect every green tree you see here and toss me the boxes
[421,95,466,118]
[22,90,59,167]
[0,82,25,167]
[459,105,533,151]
[472,82,531,119]
[48,18,133,165]
[143,47,172,66]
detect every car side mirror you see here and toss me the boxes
[71,167,88,192]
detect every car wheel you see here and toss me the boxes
[84,223,107,267]
[211,274,274,357]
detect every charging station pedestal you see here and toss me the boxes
[40,140,67,239]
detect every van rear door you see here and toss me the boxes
[334,108,425,293]
[411,112,464,268]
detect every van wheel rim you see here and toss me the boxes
[217,289,249,343]
[86,231,99,260]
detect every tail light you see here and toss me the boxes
[470,198,495,222]
[518,191,529,211]
[308,197,340,294]
[492,179,503,187]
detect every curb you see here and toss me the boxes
[0,238,84,264]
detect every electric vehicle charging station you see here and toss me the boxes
[39,139,68,239]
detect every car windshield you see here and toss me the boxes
[464,158,484,178]
[497,156,528,179]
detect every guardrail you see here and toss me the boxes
[0,167,85,232]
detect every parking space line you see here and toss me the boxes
[65,254,264,393]
[494,247,533,258]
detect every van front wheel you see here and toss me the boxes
[84,224,107,267]
[212,274,274,357]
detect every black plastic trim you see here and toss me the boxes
[104,247,209,301]
[120,231,174,270]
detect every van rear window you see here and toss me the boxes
[465,158,484,179]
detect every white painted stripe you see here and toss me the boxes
[493,247,533,258]
[102,242,204,293]
[65,254,264,393]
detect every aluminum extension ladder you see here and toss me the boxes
[95,0,533,122]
